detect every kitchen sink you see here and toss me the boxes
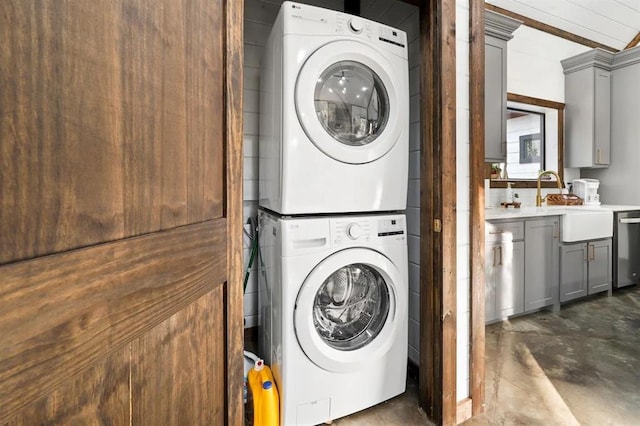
[561,210,613,242]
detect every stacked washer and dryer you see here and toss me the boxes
[257,2,410,424]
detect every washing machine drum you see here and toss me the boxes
[295,40,404,165]
[295,248,402,373]
[313,263,390,351]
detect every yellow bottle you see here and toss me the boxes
[247,359,279,426]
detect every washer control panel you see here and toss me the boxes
[330,215,405,246]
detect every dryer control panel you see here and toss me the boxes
[282,1,408,59]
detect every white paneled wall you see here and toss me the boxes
[455,0,471,401]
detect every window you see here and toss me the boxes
[506,107,544,178]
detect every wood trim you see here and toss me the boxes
[469,0,486,417]
[625,31,640,50]
[490,180,566,189]
[507,93,565,111]
[419,0,457,424]
[224,0,245,424]
[488,93,566,188]
[485,4,619,53]
[558,108,565,185]
[0,220,227,422]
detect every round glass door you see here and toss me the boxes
[313,263,390,351]
[294,248,404,373]
[314,61,389,147]
[295,40,406,165]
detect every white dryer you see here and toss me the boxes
[258,210,408,425]
[259,1,409,215]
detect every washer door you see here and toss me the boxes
[294,248,401,373]
[295,40,403,164]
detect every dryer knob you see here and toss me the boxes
[348,18,364,33]
[347,223,363,240]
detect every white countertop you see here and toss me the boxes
[486,204,640,221]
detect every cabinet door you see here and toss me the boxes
[588,239,612,294]
[593,70,611,166]
[496,241,525,318]
[560,243,588,302]
[485,38,506,162]
[525,218,560,311]
[485,243,499,323]
[564,66,611,168]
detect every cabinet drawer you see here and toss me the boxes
[486,221,524,243]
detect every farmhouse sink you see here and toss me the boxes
[561,210,613,242]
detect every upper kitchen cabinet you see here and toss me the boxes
[484,10,521,162]
[562,49,614,168]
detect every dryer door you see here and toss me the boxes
[295,40,406,164]
[294,248,404,373]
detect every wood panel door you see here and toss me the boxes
[0,0,244,424]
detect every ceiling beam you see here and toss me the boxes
[485,4,619,53]
[625,31,640,50]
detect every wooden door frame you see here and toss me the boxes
[469,0,486,417]
[225,0,245,424]
[418,0,458,424]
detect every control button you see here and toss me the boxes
[347,223,363,240]
[348,18,364,33]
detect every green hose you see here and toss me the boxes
[243,225,258,293]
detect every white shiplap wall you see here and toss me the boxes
[455,0,471,401]
[507,26,591,103]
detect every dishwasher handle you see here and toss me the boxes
[620,218,640,224]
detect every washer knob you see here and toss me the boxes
[348,18,364,33]
[347,223,363,240]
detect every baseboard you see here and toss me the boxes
[457,398,473,424]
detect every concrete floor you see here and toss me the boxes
[338,285,640,425]
[247,286,640,424]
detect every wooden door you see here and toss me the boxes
[0,0,244,424]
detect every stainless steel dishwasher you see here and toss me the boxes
[614,211,640,288]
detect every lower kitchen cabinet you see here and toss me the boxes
[486,217,560,323]
[524,218,560,311]
[485,220,525,323]
[560,238,612,303]
[485,240,525,323]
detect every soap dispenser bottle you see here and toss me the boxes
[505,182,514,203]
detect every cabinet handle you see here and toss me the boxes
[584,245,589,263]
[489,230,504,235]
[596,149,601,163]
[492,247,496,267]
[552,222,559,239]
[498,245,503,266]
[589,244,595,261]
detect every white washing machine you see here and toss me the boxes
[258,210,408,425]
[259,1,409,215]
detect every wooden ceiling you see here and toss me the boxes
[486,0,640,52]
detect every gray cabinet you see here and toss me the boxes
[524,218,560,311]
[560,239,612,303]
[484,11,521,162]
[562,49,614,168]
[485,221,525,323]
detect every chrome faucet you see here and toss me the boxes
[536,170,564,207]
